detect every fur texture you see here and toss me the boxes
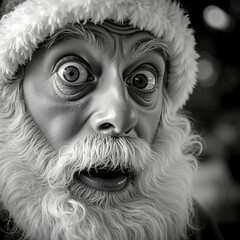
[0,70,201,239]
[0,0,198,111]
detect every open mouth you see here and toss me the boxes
[74,168,132,192]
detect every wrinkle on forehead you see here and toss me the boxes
[87,21,169,62]
[98,20,143,35]
[87,21,156,61]
[41,22,168,63]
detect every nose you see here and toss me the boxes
[91,71,137,137]
[93,104,137,137]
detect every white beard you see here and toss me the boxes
[0,90,199,240]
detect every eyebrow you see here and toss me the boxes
[88,29,110,53]
[132,38,170,62]
[41,25,110,53]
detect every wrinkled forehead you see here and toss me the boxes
[86,20,155,57]
[41,20,169,62]
[46,20,153,47]
[89,20,146,35]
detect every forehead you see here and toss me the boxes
[86,21,153,57]
[89,20,146,35]
[40,21,169,64]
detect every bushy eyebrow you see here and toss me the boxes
[84,28,110,53]
[132,38,170,62]
[40,24,110,53]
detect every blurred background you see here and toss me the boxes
[180,0,240,239]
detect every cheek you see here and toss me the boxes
[136,96,162,144]
[23,73,89,150]
[40,111,87,150]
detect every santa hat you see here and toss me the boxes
[0,0,198,111]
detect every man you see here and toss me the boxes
[0,0,223,239]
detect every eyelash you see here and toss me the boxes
[54,55,93,77]
[127,65,162,92]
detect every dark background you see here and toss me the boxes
[180,0,240,239]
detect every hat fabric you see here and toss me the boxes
[0,0,198,111]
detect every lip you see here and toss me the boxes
[74,168,131,192]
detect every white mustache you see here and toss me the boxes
[46,134,155,188]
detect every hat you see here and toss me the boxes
[0,0,198,111]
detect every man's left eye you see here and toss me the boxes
[126,70,156,91]
[57,62,93,84]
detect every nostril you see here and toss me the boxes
[98,123,134,135]
[100,122,113,130]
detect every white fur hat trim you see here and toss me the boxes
[0,0,199,111]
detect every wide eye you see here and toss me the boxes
[126,70,156,91]
[57,62,93,84]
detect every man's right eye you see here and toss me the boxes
[53,56,95,101]
[55,56,94,85]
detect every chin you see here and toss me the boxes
[0,86,201,240]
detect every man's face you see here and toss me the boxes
[0,22,193,240]
[23,22,166,150]
[22,22,166,193]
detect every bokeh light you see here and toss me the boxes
[180,1,240,238]
[203,5,234,31]
[197,52,219,87]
